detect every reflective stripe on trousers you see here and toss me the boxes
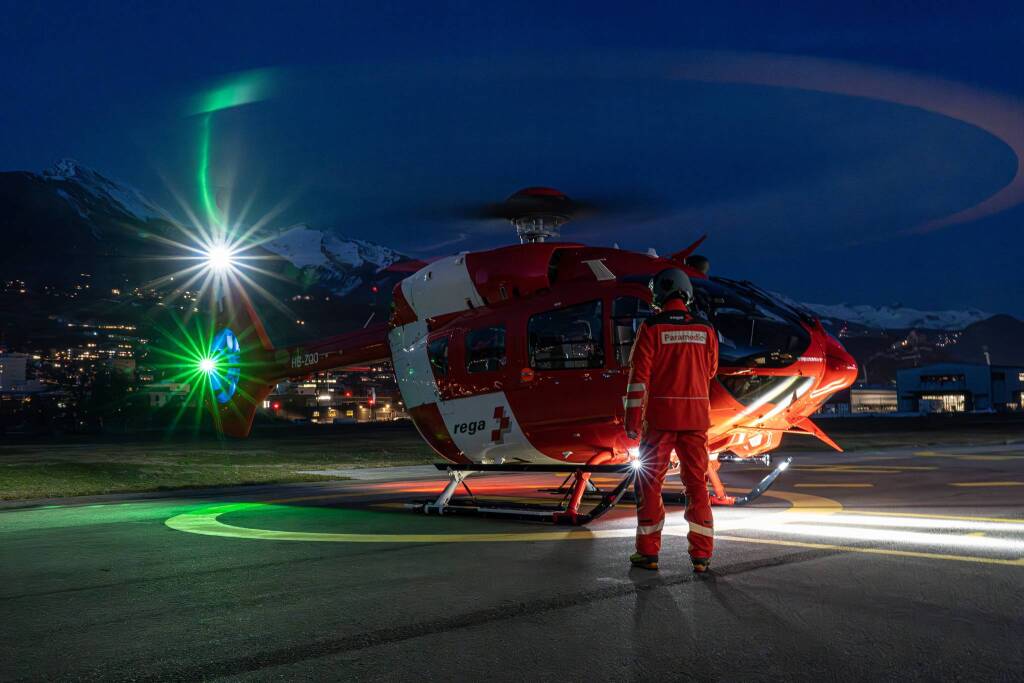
[637,519,665,536]
[688,521,714,537]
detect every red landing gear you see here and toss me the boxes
[411,454,637,526]
[709,454,791,506]
[411,453,792,524]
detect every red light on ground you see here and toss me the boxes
[272,402,281,410]
[370,285,379,293]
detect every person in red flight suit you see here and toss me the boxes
[625,268,719,572]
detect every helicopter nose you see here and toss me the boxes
[823,333,859,391]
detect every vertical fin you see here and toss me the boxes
[671,234,708,263]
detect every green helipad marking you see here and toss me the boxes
[0,502,191,533]
[164,489,832,543]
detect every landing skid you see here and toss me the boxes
[409,456,792,525]
[409,463,637,526]
[543,456,793,507]
[711,456,792,506]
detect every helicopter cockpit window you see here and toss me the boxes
[465,326,506,373]
[612,296,653,366]
[528,300,605,370]
[691,278,810,368]
[427,336,449,376]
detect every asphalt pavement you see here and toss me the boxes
[2,441,1023,681]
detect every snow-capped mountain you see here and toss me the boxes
[802,302,990,331]
[262,224,409,296]
[41,158,163,225]
[1,159,1011,339]
[771,290,990,331]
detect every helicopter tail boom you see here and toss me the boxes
[207,283,391,437]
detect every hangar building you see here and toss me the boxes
[897,363,1024,413]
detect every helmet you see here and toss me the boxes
[650,268,693,307]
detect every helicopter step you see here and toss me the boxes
[409,463,639,526]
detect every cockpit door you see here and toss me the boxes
[425,330,455,401]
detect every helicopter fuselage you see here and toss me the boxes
[386,242,857,466]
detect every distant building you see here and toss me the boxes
[850,387,898,414]
[897,363,1024,413]
[146,382,191,407]
[109,357,136,377]
[0,353,29,391]
[816,386,898,416]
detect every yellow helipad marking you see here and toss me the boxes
[841,510,1023,524]
[949,482,1024,488]
[164,488,839,543]
[162,487,1024,567]
[716,535,1024,568]
[792,465,936,474]
[794,483,873,489]
[915,451,1024,461]
[957,455,1021,461]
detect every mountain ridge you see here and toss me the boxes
[1,160,1019,336]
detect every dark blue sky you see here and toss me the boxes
[3,2,1023,314]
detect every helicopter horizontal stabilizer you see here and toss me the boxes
[793,417,844,452]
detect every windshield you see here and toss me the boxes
[692,278,810,368]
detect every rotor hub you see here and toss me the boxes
[505,187,572,243]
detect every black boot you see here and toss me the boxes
[629,552,659,570]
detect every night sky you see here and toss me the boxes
[3,2,1023,315]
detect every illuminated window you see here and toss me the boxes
[920,394,965,413]
[920,374,965,385]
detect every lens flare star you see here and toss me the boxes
[205,245,235,273]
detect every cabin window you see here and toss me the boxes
[612,296,654,366]
[528,300,605,370]
[427,336,449,376]
[465,326,506,373]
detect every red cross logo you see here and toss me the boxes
[491,406,512,444]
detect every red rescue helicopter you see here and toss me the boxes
[206,188,858,524]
